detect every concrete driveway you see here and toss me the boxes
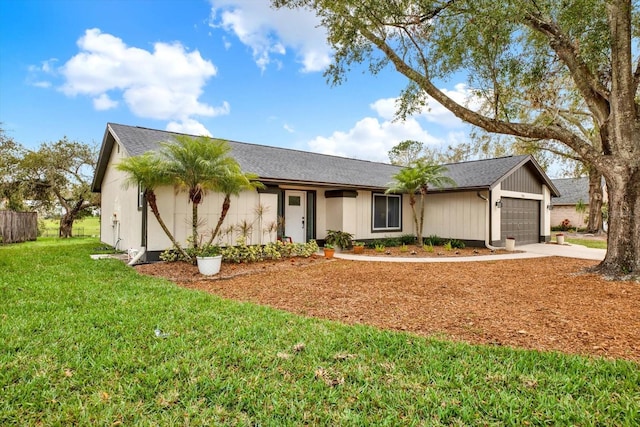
[518,243,606,261]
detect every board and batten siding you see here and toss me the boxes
[501,164,543,194]
[423,191,486,242]
[147,188,271,251]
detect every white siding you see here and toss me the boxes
[423,191,486,241]
[99,142,141,251]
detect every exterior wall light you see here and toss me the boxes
[495,199,503,208]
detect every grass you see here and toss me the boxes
[552,232,608,249]
[1,238,638,425]
[41,216,100,237]
[565,238,608,249]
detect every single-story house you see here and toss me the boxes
[550,177,607,229]
[91,123,560,261]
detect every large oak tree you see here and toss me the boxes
[275,0,640,277]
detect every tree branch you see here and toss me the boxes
[358,25,610,170]
[523,12,610,125]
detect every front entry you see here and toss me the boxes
[284,190,306,243]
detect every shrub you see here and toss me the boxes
[374,244,386,253]
[399,234,417,245]
[443,241,453,251]
[448,239,466,249]
[423,243,434,252]
[161,240,320,264]
[424,235,443,246]
[399,244,409,252]
[325,230,353,248]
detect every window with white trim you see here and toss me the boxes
[372,193,401,231]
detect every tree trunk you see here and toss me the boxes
[59,214,74,238]
[146,191,190,261]
[58,199,85,238]
[595,166,640,276]
[208,194,231,246]
[586,168,604,234]
[192,202,199,248]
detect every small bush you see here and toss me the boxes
[443,241,453,251]
[424,235,443,246]
[399,244,409,252]
[448,239,466,249]
[374,244,386,253]
[160,240,320,264]
[399,234,417,245]
[423,243,434,253]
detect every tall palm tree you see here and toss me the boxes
[116,152,190,260]
[386,161,455,246]
[160,135,238,248]
[207,166,264,246]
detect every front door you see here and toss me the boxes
[284,190,306,243]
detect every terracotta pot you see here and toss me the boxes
[323,248,335,259]
[353,246,364,254]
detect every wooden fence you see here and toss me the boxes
[0,211,38,244]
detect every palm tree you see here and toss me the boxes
[207,166,264,245]
[160,135,238,248]
[386,161,455,246]
[116,152,190,260]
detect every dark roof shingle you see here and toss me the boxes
[94,123,557,195]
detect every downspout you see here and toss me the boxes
[127,247,146,266]
[477,192,504,250]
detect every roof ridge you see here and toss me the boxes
[108,122,400,168]
[441,154,529,167]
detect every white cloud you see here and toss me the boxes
[166,119,213,137]
[209,0,331,72]
[283,123,294,133]
[59,28,226,132]
[27,59,58,88]
[93,93,118,110]
[308,116,441,163]
[307,84,479,162]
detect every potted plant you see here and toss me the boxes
[505,236,516,251]
[556,233,565,245]
[323,243,335,259]
[352,241,365,254]
[325,229,354,252]
[194,243,222,275]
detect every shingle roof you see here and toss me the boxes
[551,177,589,205]
[93,123,558,195]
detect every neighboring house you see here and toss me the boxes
[91,123,559,260]
[550,177,605,229]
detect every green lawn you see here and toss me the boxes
[41,216,100,237]
[1,239,637,425]
[565,237,608,249]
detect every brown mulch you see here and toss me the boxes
[135,252,640,362]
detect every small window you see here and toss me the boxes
[372,194,401,231]
[288,195,301,206]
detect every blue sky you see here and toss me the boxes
[0,0,474,163]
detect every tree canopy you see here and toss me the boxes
[274,0,640,277]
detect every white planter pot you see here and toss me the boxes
[505,238,516,251]
[196,255,222,276]
[556,235,565,245]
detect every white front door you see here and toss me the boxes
[284,190,306,243]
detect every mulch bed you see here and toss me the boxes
[135,253,640,362]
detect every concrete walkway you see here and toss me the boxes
[332,242,605,263]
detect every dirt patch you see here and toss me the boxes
[136,255,640,362]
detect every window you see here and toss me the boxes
[288,195,301,206]
[372,194,401,231]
